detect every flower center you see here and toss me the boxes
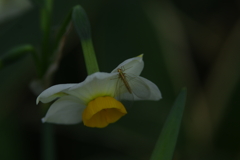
[82,96,127,128]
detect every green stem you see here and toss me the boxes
[72,5,99,75]
[41,123,55,160]
[39,1,55,160]
[40,0,54,77]
[81,39,99,75]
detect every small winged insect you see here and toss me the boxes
[117,68,132,94]
[114,66,151,109]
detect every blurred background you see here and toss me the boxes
[0,0,240,159]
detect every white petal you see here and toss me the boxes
[42,96,85,124]
[66,72,118,103]
[128,75,151,99]
[136,76,162,101]
[114,74,161,101]
[111,54,144,76]
[36,84,76,104]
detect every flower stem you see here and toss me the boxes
[39,1,56,160]
[72,5,99,75]
[41,123,56,160]
[40,0,54,77]
[81,39,99,75]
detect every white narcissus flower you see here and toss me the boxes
[37,55,162,128]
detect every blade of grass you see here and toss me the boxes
[72,5,99,75]
[40,0,54,77]
[54,9,73,50]
[0,45,39,71]
[150,88,187,160]
[39,1,55,160]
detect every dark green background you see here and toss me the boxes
[0,0,240,159]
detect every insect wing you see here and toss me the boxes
[126,74,151,99]
[114,76,134,111]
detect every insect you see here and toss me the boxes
[117,68,132,94]
[114,66,150,101]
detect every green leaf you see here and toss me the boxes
[150,88,187,160]
[54,9,73,50]
[0,45,38,70]
[39,0,54,77]
[40,0,54,33]
[72,5,99,75]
